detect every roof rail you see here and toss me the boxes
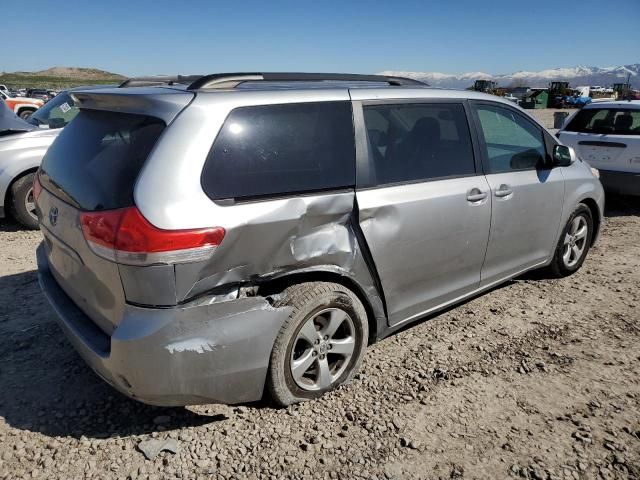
[187,72,427,90]
[119,75,203,88]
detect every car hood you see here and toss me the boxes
[0,126,59,149]
[0,100,36,134]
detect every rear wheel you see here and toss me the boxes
[9,172,39,230]
[547,204,593,277]
[266,282,368,406]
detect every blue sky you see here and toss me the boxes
[2,0,638,76]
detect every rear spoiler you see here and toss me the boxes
[70,89,194,124]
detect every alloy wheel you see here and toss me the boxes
[290,308,356,391]
[24,186,37,221]
[562,215,588,268]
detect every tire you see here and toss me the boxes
[266,282,369,407]
[547,203,593,277]
[9,172,39,230]
[18,109,35,120]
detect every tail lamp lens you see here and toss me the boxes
[80,207,225,265]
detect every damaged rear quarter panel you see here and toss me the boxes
[174,192,358,299]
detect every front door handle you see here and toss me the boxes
[466,188,488,202]
[494,184,513,198]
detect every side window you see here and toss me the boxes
[473,104,546,173]
[202,102,355,200]
[362,103,475,186]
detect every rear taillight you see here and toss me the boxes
[33,174,42,202]
[80,206,225,266]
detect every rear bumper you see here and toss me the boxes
[599,170,640,197]
[37,244,290,406]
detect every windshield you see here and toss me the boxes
[28,92,79,128]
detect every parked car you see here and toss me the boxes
[0,90,44,119]
[35,72,604,407]
[558,100,640,196]
[26,88,52,102]
[0,87,107,229]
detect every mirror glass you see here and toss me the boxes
[553,145,572,166]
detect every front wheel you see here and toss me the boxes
[266,282,368,406]
[547,204,593,277]
[18,109,35,120]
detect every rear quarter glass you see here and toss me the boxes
[201,101,355,201]
[39,110,165,211]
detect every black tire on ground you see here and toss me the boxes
[266,282,369,407]
[546,203,593,278]
[18,109,35,120]
[9,172,39,230]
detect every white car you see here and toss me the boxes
[558,101,640,196]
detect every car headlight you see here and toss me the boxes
[590,167,600,179]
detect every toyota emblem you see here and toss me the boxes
[49,206,59,226]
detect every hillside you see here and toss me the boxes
[0,67,125,89]
[380,63,640,89]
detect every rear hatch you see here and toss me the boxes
[37,107,168,334]
[559,106,640,173]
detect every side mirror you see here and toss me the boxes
[553,144,576,167]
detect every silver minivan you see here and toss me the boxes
[35,73,604,406]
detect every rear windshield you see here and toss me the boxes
[40,110,165,211]
[201,101,355,201]
[564,108,640,135]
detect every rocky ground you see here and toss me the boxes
[0,195,639,480]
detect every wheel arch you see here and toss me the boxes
[579,197,601,246]
[14,105,38,116]
[258,268,381,345]
[3,167,38,218]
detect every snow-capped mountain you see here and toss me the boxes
[379,64,640,89]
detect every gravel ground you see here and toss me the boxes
[1,196,639,480]
[528,108,572,130]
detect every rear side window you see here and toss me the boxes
[564,108,640,135]
[202,102,355,200]
[40,110,165,211]
[362,103,475,186]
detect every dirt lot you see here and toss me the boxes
[1,195,639,480]
[529,108,570,130]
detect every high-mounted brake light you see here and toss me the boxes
[80,207,225,266]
